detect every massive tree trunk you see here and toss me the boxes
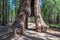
[10,0,31,34]
[10,0,48,34]
[34,0,48,32]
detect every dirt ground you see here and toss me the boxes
[0,23,60,40]
[11,23,60,40]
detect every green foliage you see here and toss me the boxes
[49,24,60,29]
[0,0,60,29]
[0,0,20,24]
[41,0,60,29]
[41,0,60,24]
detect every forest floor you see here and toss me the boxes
[0,23,60,40]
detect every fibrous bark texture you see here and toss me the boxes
[11,0,48,35]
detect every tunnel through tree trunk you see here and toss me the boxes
[10,0,48,35]
[30,0,34,16]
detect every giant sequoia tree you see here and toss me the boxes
[11,0,48,34]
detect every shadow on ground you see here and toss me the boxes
[46,32,60,38]
[0,24,60,40]
[22,34,44,40]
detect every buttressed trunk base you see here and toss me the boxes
[11,0,48,35]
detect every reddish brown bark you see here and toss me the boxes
[34,0,49,32]
[10,0,48,35]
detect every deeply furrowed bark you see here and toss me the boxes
[10,0,31,35]
[34,0,49,32]
[10,0,49,34]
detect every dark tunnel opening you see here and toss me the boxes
[30,0,34,17]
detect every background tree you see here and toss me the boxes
[41,0,60,29]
